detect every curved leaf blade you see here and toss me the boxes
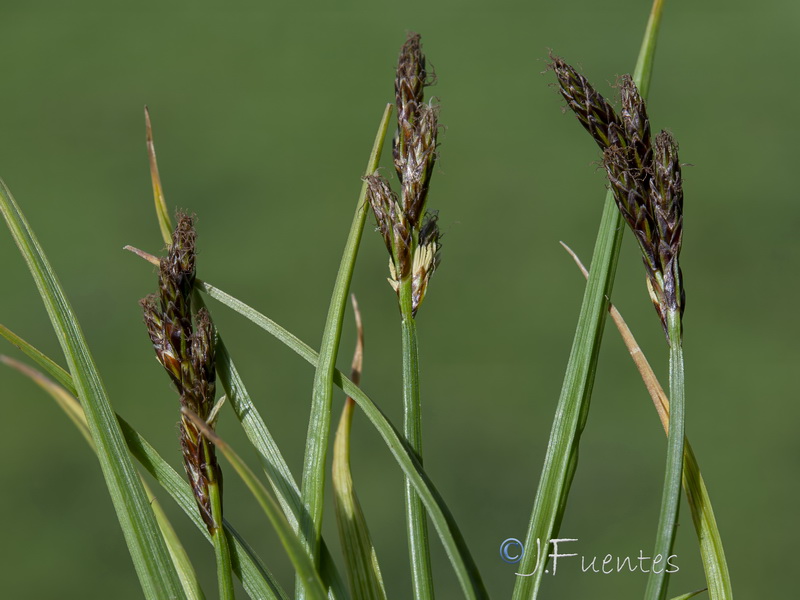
[0,178,185,599]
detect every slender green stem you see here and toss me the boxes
[632,0,665,96]
[184,409,330,600]
[512,3,665,599]
[209,462,235,600]
[398,278,434,599]
[645,309,685,600]
[564,242,731,599]
[298,105,392,597]
[147,479,207,600]
[191,277,489,598]
[192,294,347,600]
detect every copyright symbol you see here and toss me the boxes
[500,538,524,564]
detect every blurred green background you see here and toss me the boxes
[1,1,797,597]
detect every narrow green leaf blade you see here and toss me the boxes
[563,243,732,600]
[149,485,207,600]
[1,356,206,600]
[299,103,393,583]
[683,445,732,600]
[1,323,74,393]
[1,317,288,600]
[333,398,388,600]
[194,279,489,599]
[193,294,348,600]
[121,419,290,600]
[332,297,388,600]
[512,2,665,598]
[182,409,329,600]
[0,178,185,599]
[668,589,707,600]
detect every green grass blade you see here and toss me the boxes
[332,296,388,600]
[668,589,707,600]
[211,481,236,600]
[0,333,286,600]
[398,282,434,598]
[0,324,73,390]
[511,3,665,598]
[0,179,185,599]
[182,409,329,600]
[333,398,389,600]
[563,242,732,599]
[1,356,206,600]
[150,484,207,600]
[192,294,348,600]
[121,418,289,600]
[192,279,489,599]
[1,354,90,443]
[646,318,685,600]
[144,106,174,245]
[684,445,732,599]
[299,103,393,586]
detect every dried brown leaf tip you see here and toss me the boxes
[552,56,685,338]
[370,33,442,315]
[140,213,223,532]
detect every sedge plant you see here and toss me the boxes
[1,6,734,599]
[363,31,442,600]
[550,57,686,600]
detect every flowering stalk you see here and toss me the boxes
[555,58,686,600]
[365,32,442,599]
[642,131,685,600]
[140,214,234,599]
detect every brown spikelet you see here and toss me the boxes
[394,33,427,179]
[400,103,439,229]
[650,131,685,324]
[603,146,659,268]
[369,33,442,314]
[140,214,222,532]
[364,172,412,282]
[552,55,686,340]
[550,54,623,150]
[365,174,396,256]
[619,75,653,174]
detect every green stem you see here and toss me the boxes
[191,277,489,598]
[645,309,685,600]
[210,482,235,600]
[298,105,392,597]
[512,3,665,599]
[398,278,434,599]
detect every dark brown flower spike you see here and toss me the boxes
[394,32,428,182]
[553,57,685,339]
[619,74,653,175]
[400,103,439,229]
[370,32,442,316]
[550,53,623,151]
[650,131,685,324]
[140,214,222,533]
[364,172,412,281]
